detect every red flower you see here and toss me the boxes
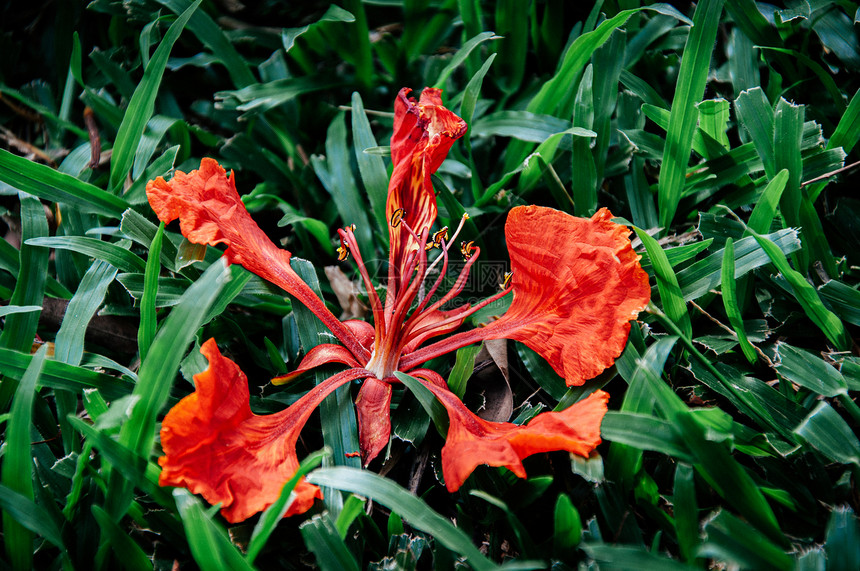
[147,88,650,523]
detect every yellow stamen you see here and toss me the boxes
[460,240,475,260]
[390,208,405,227]
[500,271,513,289]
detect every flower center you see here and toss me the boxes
[336,214,513,380]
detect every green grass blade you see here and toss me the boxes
[120,258,229,456]
[720,239,756,364]
[735,87,775,177]
[157,0,255,88]
[751,232,850,350]
[247,449,331,564]
[27,236,146,273]
[634,228,691,338]
[91,506,153,571]
[289,259,360,515]
[776,343,848,398]
[673,464,700,562]
[447,343,482,400]
[746,169,788,234]
[0,194,48,353]
[308,467,498,571]
[174,489,258,571]
[657,0,724,230]
[0,483,64,550]
[350,92,388,234]
[139,223,164,362]
[67,416,174,508]
[300,514,361,571]
[109,0,200,192]
[1,344,47,570]
[698,510,793,570]
[313,112,372,257]
[433,31,499,88]
[0,348,134,399]
[794,402,860,467]
[54,260,118,367]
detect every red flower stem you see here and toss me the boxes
[418,246,481,317]
[288,286,371,362]
[410,240,450,318]
[403,284,513,345]
[398,288,514,371]
[340,226,386,335]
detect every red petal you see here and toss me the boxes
[158,339,367,522]
[414,374,608,492]
[387,88,466,284]
[271,344,360,386]
[354,377,393,465]
[146,159,369,362]
[402,207,650,386]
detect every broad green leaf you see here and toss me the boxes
[794,402,860,466]
[677,229,801,301]
[825,507,860,571]
[698,510,793,571]
[308,467,498,571]
[776,343,847,397]
[735,87,775,178]
[0,306,41,318]
[583,544,691,570]
[120,208,178,270]
[110,1,200,192]
[472,111,583,143]
[601,411,694,463]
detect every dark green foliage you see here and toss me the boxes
[2,1,860,569]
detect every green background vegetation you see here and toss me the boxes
[1,0,860,569]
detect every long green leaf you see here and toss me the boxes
[91,506,153,571]
[300,514,361,571]
[350,92,388,234]
[658,0,724,229]
[174,489,257,571]
[794,402,860,466]
[0,150,129,217]
[139,223,164,361]
[634,227,691,337]
[721,238,756,363]
[54,260,118,366]
[1,344,47,570]
[308,467,498,571]
[109,0,200,192]
[0,194,48,353]
[751,232,850,350]
[27,236,146,273]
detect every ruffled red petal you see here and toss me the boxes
[402,207,650,386]
[146,159,369,362]
[354,377,393,465]
[158,339,367,522]
[413,371,608,491]
[387,88,467,286]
